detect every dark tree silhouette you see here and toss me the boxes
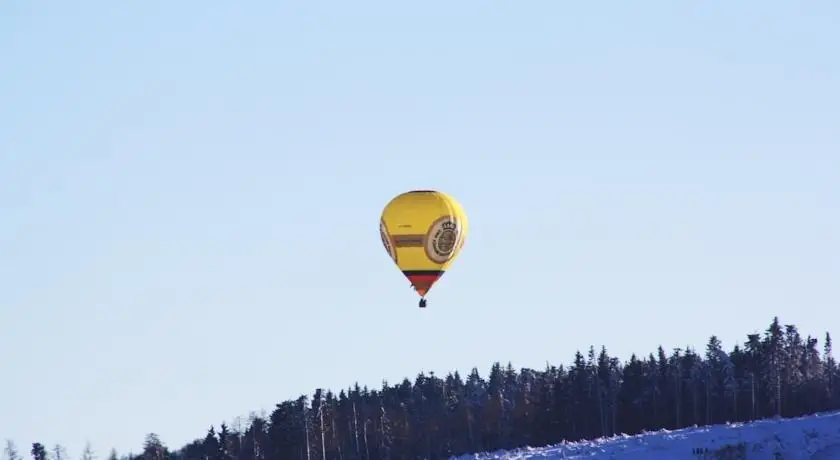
[29,443,46,460]
[10,317,840,460]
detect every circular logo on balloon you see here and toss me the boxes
[380,220,398,263]
[425,216,460,264]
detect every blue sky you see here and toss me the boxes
[1,0,838,456]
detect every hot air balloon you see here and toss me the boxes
[379,190,468,308]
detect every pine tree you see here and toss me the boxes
[30,443,46,460]
[141,434,167,460]
[217,422,236,460]
[202,426,219,460]
[765,317,785,417]
[825,332,837,408]
[744,333,763,418]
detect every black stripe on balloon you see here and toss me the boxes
[402,270,445,276]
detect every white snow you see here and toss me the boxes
[451,411,840,459]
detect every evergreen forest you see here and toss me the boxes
[5,316,839,460]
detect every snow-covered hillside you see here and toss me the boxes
[452,411,840,459]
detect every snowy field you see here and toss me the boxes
[452,411,840,459]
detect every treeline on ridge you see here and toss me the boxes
[5,316,840,460]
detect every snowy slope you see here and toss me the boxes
[451,411,840,459]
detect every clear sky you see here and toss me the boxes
[1,0,838,456]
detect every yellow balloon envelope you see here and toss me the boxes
[380,190,468,306]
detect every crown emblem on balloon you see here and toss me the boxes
[441,221,457,231]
